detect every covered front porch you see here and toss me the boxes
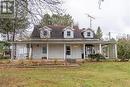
[10,40,117,60]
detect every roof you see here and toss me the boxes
[31,25,95,39]
[31,25,40,39]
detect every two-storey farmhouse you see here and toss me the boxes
[10,25,117,60]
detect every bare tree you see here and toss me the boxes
[0,0,63,41]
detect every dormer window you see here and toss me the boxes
[63,26,74,38]
[87,32,91,36]
[43,30,48,36]
[40,30,49,38]
[40,26,52,38]
[82,29,94,39]
[67,31,71,36]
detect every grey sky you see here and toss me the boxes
[63,0,130,37]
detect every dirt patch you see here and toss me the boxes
[0,76,27,87]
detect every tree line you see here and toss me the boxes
[39,14,73,26]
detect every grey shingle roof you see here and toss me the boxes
[31,25,95,39]
[31,25,40,39]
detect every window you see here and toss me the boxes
[43,30,48,36]
[67,31,71,36]
[87,32,91,36]
[66,46,71,55]
[1,1,14,14]
[42,46,47,54]
[40,30,50,38]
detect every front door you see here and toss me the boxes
[66,45,71,58]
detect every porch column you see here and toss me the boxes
[47,43,49,60]
[83,44,85,59]
[107,45,110,58]
[99,44,102,54]
[29,44,32,59]
[64,44,66,60]
[114,44,117,59]
[11,43,14,60]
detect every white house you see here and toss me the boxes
[10,25,117,60]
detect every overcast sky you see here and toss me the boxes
[63,0,130,38]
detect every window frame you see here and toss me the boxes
[42,46,47,54]
[87,32,91,36]
[43,30,48,36]
[67,31,71,36]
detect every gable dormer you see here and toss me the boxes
[63,26,74,38]
[82,28,94,39]
[39,26,52,38]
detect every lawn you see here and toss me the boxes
[1,62,130,87]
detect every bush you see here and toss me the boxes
[117,38,130,61]
[119,58,129,62]
[88,53,105,62]
[0,56,10,59]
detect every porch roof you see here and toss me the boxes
[9,39,116,45]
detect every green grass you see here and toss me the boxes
[1,62,130,87]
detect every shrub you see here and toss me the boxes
[117,38,130,61]
[0,56,10,59]
[88,53,105,62]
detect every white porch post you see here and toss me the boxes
[83,44,85,59]
[107,45,110,58]
[11,43,14,60]
[115,44,117,59]
[64,43,66,60]
[47,43,49,60]
[99,44,102,54]
[29,44,32,59]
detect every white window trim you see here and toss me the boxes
[39,26,52,38]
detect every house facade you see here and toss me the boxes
[10,25,117,60]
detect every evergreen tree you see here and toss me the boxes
[96,26,103,40]
[40,14,51,26]
[40,14,73,26]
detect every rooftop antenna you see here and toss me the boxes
[85,13,95,29]
[98,0,104,9]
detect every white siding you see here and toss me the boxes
[71,45,82,59]
[16,44,27,59]
[49,44,64,59]
[16,44,82,60]
[32,44,47,59]
[49,44,82,59]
